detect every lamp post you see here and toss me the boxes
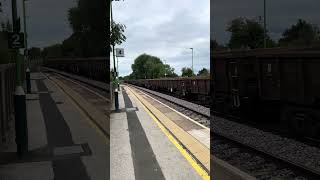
[111,0,119,111]
[263,0,267,48]
[190,48,193,75]
[163,59,167,77]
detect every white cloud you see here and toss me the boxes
[111,0,210,76]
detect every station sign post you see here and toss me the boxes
[10,0,28,157]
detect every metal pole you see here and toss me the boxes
[190,48,193,75]
[23,0,31,93]
[23,0,28,53]
[192,49,193,74]
[111,0,119,111]
[164,59,166,77]
[12,0,28,156]
[117,56,119,75]
[117,56,120,89]
[263,0,267,48]
[111,3,116,75]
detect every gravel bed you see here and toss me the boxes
[132,86,210,117]
[145,91,210,127]
[212,116,320,175]
[212,135,312,179]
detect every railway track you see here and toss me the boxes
[128,84,320,180]
[42,70,110,138]
[212,132,320,180]
[210,104,320,150]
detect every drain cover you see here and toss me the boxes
[53,145,84,156]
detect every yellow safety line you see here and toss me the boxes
[126,86,210,180]
[44,73,109,144]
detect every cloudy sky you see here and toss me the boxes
[212,0,320,45]
[1,0,76,48]
[112,0,210,76]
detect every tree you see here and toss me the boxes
[110,21,126,49]
[28,47,41,60]
[65,0,108,57]
[227,17,275,49]
[163,64,178,78]
[197,68,209,77]
[181,67,194,77]
[279,19,320,47]
[211,39,227,51]
[41,44,63,58]
[130,53,177,79]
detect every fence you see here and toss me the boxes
[0,64,15,147]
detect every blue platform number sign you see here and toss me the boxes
[8,32,24,49]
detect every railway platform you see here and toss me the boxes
[0,72,109,180]
[110,84,210,180]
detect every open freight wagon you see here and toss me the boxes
[212,47,320,138]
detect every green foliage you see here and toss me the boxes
[130,53,177,79]
[41,0,126,58]
[163,64,178,78]
[41,44,63,58]
[197,68,209,77]
[122,75,133,81]
[41,0,107,58]
[28,47,41,60]
[279,19,320,47]
[66,0,107,57]
[181,67,194,77]
[110,21,126,48]
[227,17,275,49]
[211,39,227,51]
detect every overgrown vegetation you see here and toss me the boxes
[38,0,108,58]
[121,53,210,80]
[124,54,177,80]
[213,18,320,50]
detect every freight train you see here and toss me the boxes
[125,77,211,106]
[212,47,320,139]
[43,57,108,82]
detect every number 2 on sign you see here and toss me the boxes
[12,34,20,45]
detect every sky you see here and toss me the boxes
[111,0,210,76]
[0,0,317,76]
[0,0,76,48]
[212,0,320,45]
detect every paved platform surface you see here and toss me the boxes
[111,85,204,180]
[128,86,210,171]
[0,72,108,180]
